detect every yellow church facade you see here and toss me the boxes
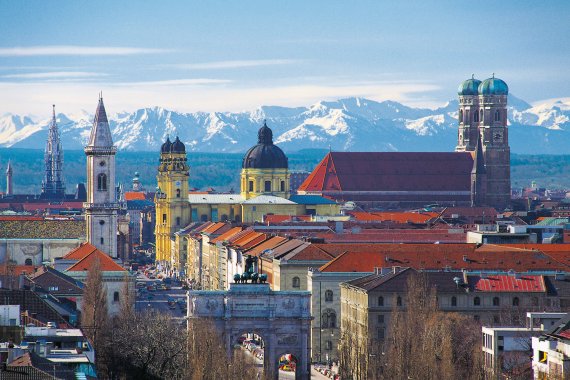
[155,122,340,268]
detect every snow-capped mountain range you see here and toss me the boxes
[1,95,569,154]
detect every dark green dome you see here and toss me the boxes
[458,76,482,96]
[479,76,508,95]
[242,122,288,169]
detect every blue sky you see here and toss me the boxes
[0,0,568,115]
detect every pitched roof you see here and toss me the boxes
[86,96,114,148]
[27,266,84,295]
[209,227,244,244]
[0,219,85,239]
[63,242,98,260]
[289,195,337,205]
[348,211,438,223]
[65,244,126,272]
[319,243,570,273]
[242,195,296,204]
[471,275,545,292]
[124,191,146,201]
[298,151,474,193]
[246,236,289,257]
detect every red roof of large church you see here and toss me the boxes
[298,151,474,193]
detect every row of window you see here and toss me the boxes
[377,295,525,307]
[459,109,502,123]
[248,180,286,193]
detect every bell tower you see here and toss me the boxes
[155,136,190,265]
[84,95,119,258]
[456,75,482,152]
[478,75,510,210]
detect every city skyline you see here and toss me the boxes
[1,0,569,115]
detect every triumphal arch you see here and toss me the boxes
[187,283,312,379]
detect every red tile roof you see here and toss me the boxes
[298,152,474,193]
[63,242,98,260]
[319,243,570,273]
[209,227,244,244]
[264,215,312,224]
[318,229,466,243]
[472,275,545,292]
[246,236,289,257]
[202,222,228,234]
[0,264,38,276]
[348,211,439,223]
[124,192,146,201]
[0,216,44,221]
[65,243,126,272]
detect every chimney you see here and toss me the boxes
[392,266,401,274]
[335,221,344,234]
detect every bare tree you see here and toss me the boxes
[80,258,109,367]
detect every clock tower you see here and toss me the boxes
[84,95,119,258]
[155,137,190,266]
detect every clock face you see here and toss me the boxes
[99,160,105,167]
[175,181,181,186]
[493,132,503,142]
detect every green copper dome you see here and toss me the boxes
[479,76,508,95]
[458,76,482,96]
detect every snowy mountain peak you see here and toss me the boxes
[2,96,570,154]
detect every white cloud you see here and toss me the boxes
[3,71,108,79]
[0,46,167,56]
[0,79,442,116]
[120,78,233,86]
[168,59,299,70]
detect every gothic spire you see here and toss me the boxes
[41,104,65,199]
[87,94,114,148]
[5,159,12,175]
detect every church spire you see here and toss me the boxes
[41,104,65,199]
[6,159,13,196]
[87,94,113,149]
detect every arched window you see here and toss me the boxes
[97,173,107,191]
[248,181,254,192]
[292,276,300,288]
[451,296,457,307]
[322,309,337,328]
[493,297,500,306]
[25,258,33,266]
[280,180,285,192]
[494,109,501,122]
[396,296,402,307]
[474,297,481,306]
[473,110,479,122]
[325,340,333,350]
[325,290,333,302]
[512,297,519,307]
[113,291,119,303]
[176,189,181,198]
[459,109,463,123]
[479,109,483,122]
[378,296,384,307]
[264,180,271,192]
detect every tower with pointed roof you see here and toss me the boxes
[40,105,65,199]
[84,95,119,258]
[240,121,290,200]
[5,160,13,196]
[155,136,190,265]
